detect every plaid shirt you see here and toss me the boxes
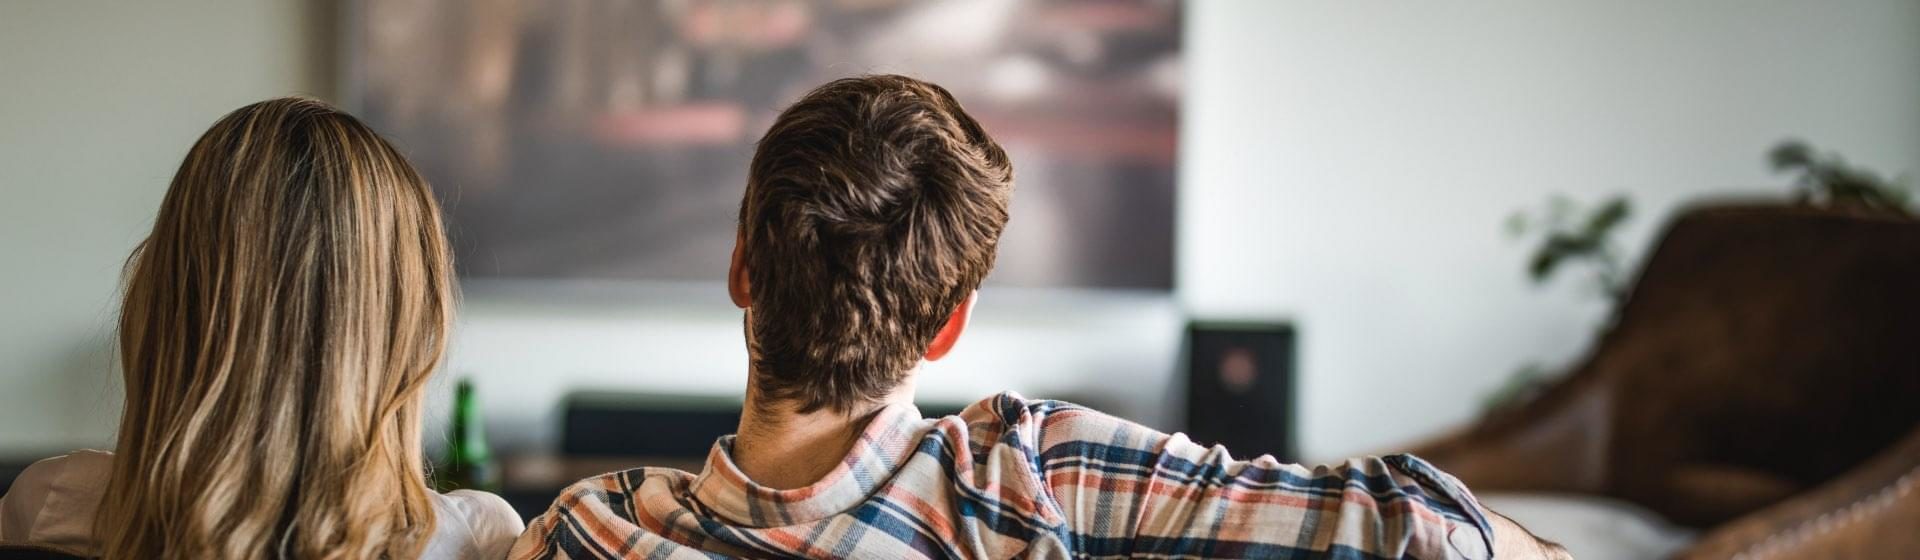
[510,392,1496,559]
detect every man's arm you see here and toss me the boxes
[1490,509,1573,559]
[1027,402,1565,559]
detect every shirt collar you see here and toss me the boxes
[689,401,928,527]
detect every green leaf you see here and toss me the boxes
[1769,139,1813,171]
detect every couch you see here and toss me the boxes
[1407,203,1920,559]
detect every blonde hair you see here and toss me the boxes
[96,97,454,559]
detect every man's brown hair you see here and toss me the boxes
[739,75,1013,413]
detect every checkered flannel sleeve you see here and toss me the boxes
[1026,399,1497,559]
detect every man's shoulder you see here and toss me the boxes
[523,465,696,532]
[550,466,693,502]
[509,467,703,559]
[953,391,1169,457]
[955,390,1112,422]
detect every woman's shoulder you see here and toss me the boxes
[3,449,114,509]
[13,450,113,479]
[426,489,524,560]
[0,450,113,551]
[433,489,520,524]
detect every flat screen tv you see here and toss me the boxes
[344,0,1179,290]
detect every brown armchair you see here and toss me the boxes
[1407,203,1920,559]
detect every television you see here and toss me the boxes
[344,0,1180,290]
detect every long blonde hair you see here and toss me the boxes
[97,97,454,559]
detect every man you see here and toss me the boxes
[511,75,1566,559]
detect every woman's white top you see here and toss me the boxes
[0,450,523,559]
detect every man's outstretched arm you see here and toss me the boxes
[1027,401,1567,559]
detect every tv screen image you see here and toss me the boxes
[346,0,1180,290]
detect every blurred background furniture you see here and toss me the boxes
[1409,203,1920,559]
[0,543,85,560]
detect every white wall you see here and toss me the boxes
[0,0,327,451]
[2,1,1917,463]
[1182,0,1920,459]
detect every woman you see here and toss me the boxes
[0,98,521,558]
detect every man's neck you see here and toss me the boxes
[732,375,917,490]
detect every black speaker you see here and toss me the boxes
[1184,322,1296,462]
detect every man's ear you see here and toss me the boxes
[728,233,751,309]
[923,291,978,362]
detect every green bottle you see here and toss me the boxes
[438,378,500,493]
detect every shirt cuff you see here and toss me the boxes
[1383,453,1496,559]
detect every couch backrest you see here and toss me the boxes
[1593,204,1920,522]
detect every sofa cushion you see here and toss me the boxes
[1480,492,1695,560]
